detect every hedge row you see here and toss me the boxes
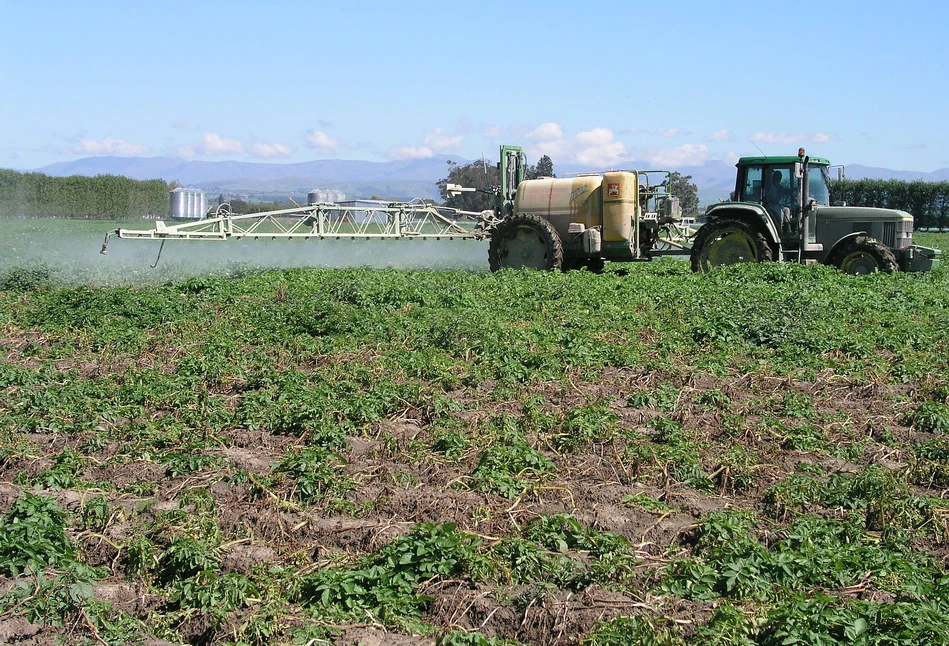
[0,169,169,219]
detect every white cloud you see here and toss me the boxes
[524,122,628,168]
[251,142,294,158]
[305,130,339,151]
[388,145,434,160]
[483,125,502,139]
[708,129,733,142]
[196,132,244,155]
[526,122,564,142]
[658,128,683,138]
[75,137,150,156]
[176,146,195,159]
[423,127,463,152]
[572,128,627,166]
[642,144,710,167]
[751,131,834,145]
[387,127,464,161]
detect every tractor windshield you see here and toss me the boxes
[809,166,831,206]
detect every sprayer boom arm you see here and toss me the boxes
[114,203,487,242]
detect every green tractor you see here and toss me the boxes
[691,149,940,274]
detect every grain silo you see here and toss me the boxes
[169,188,207,219]
[307,188,346,205]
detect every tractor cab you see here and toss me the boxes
[733,153,830,251]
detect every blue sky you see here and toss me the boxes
[2,0,946,172]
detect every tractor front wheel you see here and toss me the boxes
[690,219,773,273]
[488,213,564,271]
[827,236,899,275]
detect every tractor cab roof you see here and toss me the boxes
[736,155,831,167]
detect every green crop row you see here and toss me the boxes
[2,253,949,644]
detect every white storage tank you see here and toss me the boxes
[169,188,207,219]
[308,188,346,205]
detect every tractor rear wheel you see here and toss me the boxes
[690,219,773,273]
[827,236,899,274]
[489,213,564,271]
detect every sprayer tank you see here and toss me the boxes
[513,176,602,240]
[513,172,639,243]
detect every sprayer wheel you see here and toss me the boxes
[488,213,564,271]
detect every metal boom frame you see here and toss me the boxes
[108,202,488,245]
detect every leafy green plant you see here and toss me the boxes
[907,400,949,434]
[762,475,821,520]
[158,535,222,584]
[0,493,76,575]
[163,449,225,477]
[695,602,757,645]
[581,614,685,646]
[0,265,53,291]
[174,571,259,614]
[775,390,814,418]
[431,417,469,459]
[551,400,619,452]
[300,522,479,626]
[471,435,555,499]
[713,445,759,493]
[79,494,114,532]
[911,438,949,486]
[779,422,828,452]
[437,631,522,646]
[698,388,731,411]
[27,448,87,489]
[273,445,353,503]
[622,493,679,514]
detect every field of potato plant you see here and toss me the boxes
[1,227,948,645]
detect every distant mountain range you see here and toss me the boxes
[33,155,468,202]
[25,155,949,205]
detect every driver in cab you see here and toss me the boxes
[764,170,793,235]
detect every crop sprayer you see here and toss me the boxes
[101,145,939,274]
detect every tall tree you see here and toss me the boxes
[436,160,499,212]
[526,155,555,179]
[667,171,699,214]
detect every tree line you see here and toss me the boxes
[0,169,170,219]
[830,178,949,230]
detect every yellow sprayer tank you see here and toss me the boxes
[513,176,602,240]
[602,171,638,242]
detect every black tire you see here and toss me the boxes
[488,213,564,271]
[690,219,773,273]
[826,236,899,275]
